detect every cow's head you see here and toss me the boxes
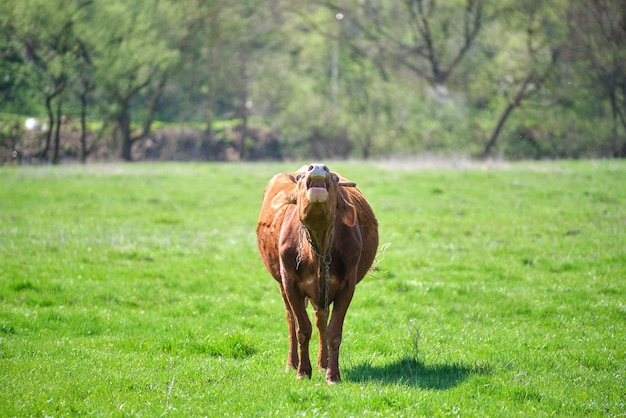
[273,164,357,231]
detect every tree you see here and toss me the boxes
[568,0,626,157]
[73,39,96,163]
[278,0,495,157]
[314,0,491,87]
[1,0,624,162]
[203,0,282,160]
[79,0,181,161]
[164,0,286,160]
[481,0,564,157]
[2,0,89,163]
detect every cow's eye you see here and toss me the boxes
[323,165,329,172]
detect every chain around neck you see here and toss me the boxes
[296,222,334,313]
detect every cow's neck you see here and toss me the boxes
[302,222,334,258]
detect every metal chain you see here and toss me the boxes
[322,252,331,335]
[296,223,334,339]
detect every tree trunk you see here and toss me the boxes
[240,108,248,160]
[80,91,88,163]
[482,101,517,158]
[42,95,54,161]
[52,97,62,164]
[482,74,533,158]
[362,133,372,160]
[237,54,249,161]
[119,105,133,162]
[121,136,133,161]
[118,75,168,162]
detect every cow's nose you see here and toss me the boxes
[308,164,329,178]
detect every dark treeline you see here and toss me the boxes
[0,0,624,164]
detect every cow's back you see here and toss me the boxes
[256,173,293,282]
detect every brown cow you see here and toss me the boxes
[256,163,378,383]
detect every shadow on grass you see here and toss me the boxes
[344,356,482,389]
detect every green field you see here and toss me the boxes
[1,161,624,417]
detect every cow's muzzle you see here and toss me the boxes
[306,164,330,203]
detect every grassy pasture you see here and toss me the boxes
[0,160,624,417]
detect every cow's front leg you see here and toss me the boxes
[283,284,313,379]
[293,302,313,379]
[314,306,329,371]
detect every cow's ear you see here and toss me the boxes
[338,196,357,227]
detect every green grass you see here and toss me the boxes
[1,160,624,417]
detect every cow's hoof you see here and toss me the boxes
[326,374,341,384]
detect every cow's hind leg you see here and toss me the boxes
[279,284,298,372]
[325,282,356,384]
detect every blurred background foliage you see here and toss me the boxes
[0,0,624,163]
